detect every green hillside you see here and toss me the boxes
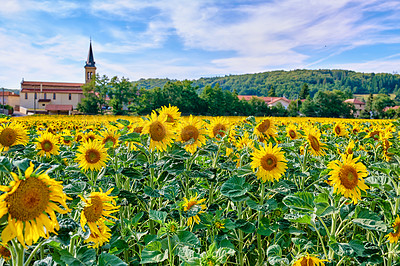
[133,69,400,99]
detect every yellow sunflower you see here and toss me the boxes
[293,253,327,266]
[100,129,120,148]
[0,245,11,261]
[84,220,112,248]
[327,153,369,204]
[386,215,400,243]
[333,122,347,137]
[59,130,74,146]
[208,117,230,140]
[254,118,276,141]
[0,122,29,152]
[79,188,119,237]
[250,142,288,183]
[82,131,99,143]
[365,127,381,141]
[286,124,299,140]
[304,127,327,156]
[0,162,71,247]
[35,132,60,157]
[159,104,181,124]
[345,139,355,155]
[75,140,109,172]
[183,194,207,226]
[141,111,175,152]
[235,131,254,150]
[176,115,206,154]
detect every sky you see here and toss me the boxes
[2,0,400,89]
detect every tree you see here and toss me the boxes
[108,76,137,115]
[299,83,310,99]
[372,94,395,118]
[287,100,300,117]
[77,74,109,114]
[268,86,276,97]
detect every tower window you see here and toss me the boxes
[25,93,28,99]
[87,72,90,80]
[69,93,72,100]
[53,93,56,100]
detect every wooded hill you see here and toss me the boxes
[133,69,400,99]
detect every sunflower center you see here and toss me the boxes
[213,124,226,138]
[6,177,50,221]
[370,131,380,140]
[166,115,174,123]
[83,196,103,222]
[186,200,197,210]
[260,154,277,171]
[0,128,17,147]
[335,126,341,135]
[149,121,166,141]
[309,135,320,151]
[103,136,116,146]
[257,119,271,133]
[289,130,296,139]
[347,147,353,155]
[181,125,199,142]
[300,257,314,266]
[133,126,143,134]
[0,246,11,260]
[339,165,359,190]
[85,149,101,164]
[87,135,96,142]
[41,140,53,152]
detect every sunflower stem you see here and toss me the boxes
[149,150,156,235]
[257,182,266,265]
[167,234,174,266]
[24,241,44,266]
[237,201,244,266]
[11,239,24,266]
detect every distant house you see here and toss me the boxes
[0,91,20,111]
[383,106,400,112]
[344,98,365,118]
[19,41,96,115]
[238,95,291,109]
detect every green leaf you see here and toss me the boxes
[283,192,314,212]
[352,219,387,232]
[284,213,311,225]
[117,119,130,126]
[120,168,143,179]
[235,219,256,233]
[98,253,127,266]
[144,186,161,198]
[13,158,32,174]
[177,230,200,247]
[220,176,250,202]
[140,249,168,264]
[52,247,96,266]
[149,210,167,224]
[330,242,355,257]
[63,182,87,195]
[0,156,12,173]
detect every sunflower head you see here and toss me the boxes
[159,104,181,124]
[75,140,109,172]
[208,117,230,140]
[141,111,176,152]
[250,142,288,183]
[177,115,206,154]
[305,127,327,157]
[254,118,276,140]
[327,153,369,204]
[182,194,207,226]
[0,122,28,152]
[36,131,60,157]
[293,253,327,266]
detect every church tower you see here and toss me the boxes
[84,40,96,83]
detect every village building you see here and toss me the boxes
[0,91,20,114]
[19,41,96,115]
[344,98,366,118]
[237,95,291,109]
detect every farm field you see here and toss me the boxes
[0,107,399,265]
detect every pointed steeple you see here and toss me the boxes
[85,40,95,68]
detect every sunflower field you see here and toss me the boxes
[0,105,399,266]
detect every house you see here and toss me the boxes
[383,106,400,112]
[0,91,20,111]
[344,98,365,118]
[19,41,96,115]
[238,95,291,109]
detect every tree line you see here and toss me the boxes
[78,73,400,118]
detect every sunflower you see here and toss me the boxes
[293,253,327,266]
[141,111,175,152]
[386,215,400,243]
[159,104,181,124]
[75,140,109,172]
[250,142,288,183]
[100,129,120,148]
[235,131,254,150]
[84,220,112,248]
[333,122,347,137]
[183,194,207,226]
[176,115,206,154]
[35,132,60,157]
[304,127,327,156]
[345,139,355,155]
[82,131,99,143]
[327,153,369,204]
[254,118,276,141]
[59,130,74,146]
[0,122,29,152]
[0,245,11,261]
[79,188,119,237]
[208,117,230,140]
[365,127,381,141]
[286,124,299,140]
[0,162,71,247]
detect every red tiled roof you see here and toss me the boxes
[21,88,83,94]
[383,106,400,112]
[45,104,73,111]
[344,98,365,105]
[0,91,19,96]
[21,81,84,87]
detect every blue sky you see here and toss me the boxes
[1,0,400,89]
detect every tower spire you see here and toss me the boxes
[84,40,96,83]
